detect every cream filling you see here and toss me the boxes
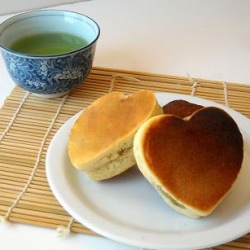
[155,184,202,218]
[156,185,186,209]
[87,145,135,180]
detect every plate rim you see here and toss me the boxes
[46,93,250,250]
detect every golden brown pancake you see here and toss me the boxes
[134,107,243,218]
[163,99,203,118]
[68,90,163,180]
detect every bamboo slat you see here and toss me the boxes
[0,67,249,250]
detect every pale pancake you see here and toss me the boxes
[68,90,162,180]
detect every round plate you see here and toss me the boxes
[46,93,250,250]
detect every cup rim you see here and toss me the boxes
[0,9,100,58]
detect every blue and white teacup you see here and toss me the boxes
[0,10,100,98]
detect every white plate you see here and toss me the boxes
[46,93,250,250]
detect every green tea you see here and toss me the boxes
[10,32,88,55]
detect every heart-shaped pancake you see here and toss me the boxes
[163,99,203,118]
[68,90,162,180]
[134,106,243,218]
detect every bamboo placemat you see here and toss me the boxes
[0,67,249,249]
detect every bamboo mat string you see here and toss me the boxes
[0,91,30,224]
[1,93,69,223]
[57,217,75,238]
[109,74,141,92]
[223,81,229,107]
[0,91,30,142]
[188,74,230,108]
[187,74,201,96]
[0,215,8,224]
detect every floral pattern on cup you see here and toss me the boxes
[2,45,96,95]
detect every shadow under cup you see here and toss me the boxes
[0,10,100,98]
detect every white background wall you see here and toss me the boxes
[0,0,80,15]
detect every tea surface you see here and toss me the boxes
[10,32,88,55]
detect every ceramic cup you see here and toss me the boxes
[0,10,100,98]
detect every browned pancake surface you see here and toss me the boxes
[143,107,243,212]
[163,99,203,118]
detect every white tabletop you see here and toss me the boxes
[0,0,250,249]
